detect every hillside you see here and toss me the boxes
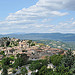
[35,40,75,50]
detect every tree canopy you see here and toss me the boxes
[14,53,29,68]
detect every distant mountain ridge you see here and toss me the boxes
[0,33,75,41]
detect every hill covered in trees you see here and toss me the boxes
[35,40,75,50]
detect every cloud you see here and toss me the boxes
[50,11,69,16]
[42,19,52,23]
[53,18,75,33]
[0,0,75,34]
[6,0,70,22]
[72,21,75,25]
[63,0,75,10]
[71,18,74,21]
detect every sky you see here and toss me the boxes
[0,0,75,34]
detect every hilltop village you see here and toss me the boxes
[0,37,67,60]
[0,37,75,75]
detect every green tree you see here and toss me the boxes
[6,41,10,47]
[0,51,5,56]
[2,66,8,75]
[31,72,36,75]
[50,54,63,66]
[0,51,4,55]
[21,67,28,75]
[29,62,42,71]
[14,54,29,68]
[29,59,48,71]
[12,69,17,74]
[62,50,74,68]
[2,57,10,67]
[70,60,75,75]
[56,64,70,75]
[37,65,53,75]
[38,66,48,75]
[31,43,35,46]
[10,55,15,61]
[27,40,32,47]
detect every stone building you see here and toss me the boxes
[19,40,29,49]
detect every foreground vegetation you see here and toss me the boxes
[0,49,75,75]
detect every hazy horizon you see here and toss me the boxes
[0,32,75,35]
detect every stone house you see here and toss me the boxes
[19,40,29,49]
[72,50,75,55]
[4,47,15,57]
[29,53,40,60]
[0,55,4,61]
